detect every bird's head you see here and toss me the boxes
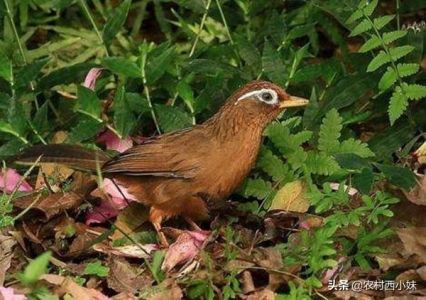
[226,80,309,122]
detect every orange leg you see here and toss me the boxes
[149,207,169,247]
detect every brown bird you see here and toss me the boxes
[17,80,308,246]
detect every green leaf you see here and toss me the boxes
[235,35,261,70]
[397,63,419,78]
[363,0,378,16]
[145,43,176,84]
[257,147,288,181]
[382,30,407,45]
[389,45,414,62]
[359,36,381,52]
[155,104,192,133]
[318,109,342,154]
[346,10,363,24]
[66,117,103,143]
[240,178,272,199]
[102,0,131,43]
[375,163,416,190]
[76,85,101,120]
[33,101,51,135]
[367,50,390,72]
[15,58,50,88]
[389,87,408,124]
[113,84,135,137]
[83,261,110,277]
[0,52,12,82]
[176,80,195,113]
[38,62,97,90]
[338,139,375,158]
[102,57,141,78]
[353,167,374,194]
[262,40,287,86]
[0,121,20,137]
[19,251,52,285]
[402,83,426,100]
[8,99,28,137]
[368,120,412,159]
[349,19,372,37]
[378,67,397,90]
[305,152,340,175]
[373,15,395,30]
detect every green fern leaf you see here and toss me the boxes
[305,152,340,175]
[363,0,378,16]
[402,83,426,100]
[382,30,407,45]
[357,0,369,9]
[349,19,372,37]
[241,178,272,199]
[287,147,308,170]
[338,139,375,158]
[378,67,397,90]
[359,36,381,52]
[373,15,395,30]
[367,50,390,72]
[257,147,288,181]
[389,46,414,62]
[389,87,408,124]
[346,10,363,24]
[397,63,419,78]
[318,109,342,154]
[292,130,313,146]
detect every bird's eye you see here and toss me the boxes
[261,92,273,102]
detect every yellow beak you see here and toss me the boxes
[279,96,309,108]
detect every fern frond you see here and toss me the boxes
[257,147,288,181]
[305,152,340,175]
[359,36,381,52]
[389,87,408,124]
[367,51,390,72]
[373,15,395,30]
[389,45,414,61]
[318,109,342,154]
[402,83,426,100]
[337,139,375,158]
[378,67,397,90]
[397,63,419,78]
[349,19,372,37]
[241,178,273,199]
[382,30,407,45]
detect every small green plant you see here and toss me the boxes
[346,0,426,124]
[18,251,53,298]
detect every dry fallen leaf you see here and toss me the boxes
[269,180,309,213]
[404,174,426,206]
[397,227,426,263]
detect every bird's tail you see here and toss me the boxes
[16,144,111,172]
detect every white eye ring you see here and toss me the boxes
[236,88,279,105]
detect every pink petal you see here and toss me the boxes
[83,68,103,90]
[0,286,27,300]
[97,129,133,153]
[101,178,137,202]
[85,198,122,225]
[0,168,33,193]
[161,230,210,272]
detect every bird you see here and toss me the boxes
[17,80,309,246]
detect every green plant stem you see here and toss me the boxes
[396,0,400,30]
[79,0,110,57]
[3,0,28,65]
[189,0,212,57]
[140,48,162,134]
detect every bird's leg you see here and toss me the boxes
[149,207,169,247]
[184,217,202,231]
[152,221,169,248]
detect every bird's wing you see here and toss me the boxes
[101,128,205,179]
